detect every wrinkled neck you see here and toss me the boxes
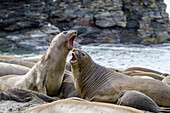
[75,61,114,99]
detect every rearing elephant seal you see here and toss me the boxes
[0,30,77,96]
[70,49,170,106]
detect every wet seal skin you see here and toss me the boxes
[0,30,77,96]
[70,49,170,106]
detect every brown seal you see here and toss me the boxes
[0,30,77,96]
[70,49,170,106]
[117,90,160,113]
[23,98,143,113]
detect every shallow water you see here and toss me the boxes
[79,43,170,73]
[1,42,170,73]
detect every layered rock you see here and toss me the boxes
[0,0,169,52]
[0,0,60,52]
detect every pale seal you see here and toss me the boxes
[70,49,170,106]
[0,30,77,96]
[23,98,143,113]
[0,62,30,76]
[162,76,170,86]
[0,58,35,68]
[117,90,160,113]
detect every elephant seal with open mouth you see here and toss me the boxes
[70,49,170,106]
[0,30,77,96]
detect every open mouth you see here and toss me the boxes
[70,53,77,63]
[69,35,76,48]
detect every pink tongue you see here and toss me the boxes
[72,55,76,61]
[70,39,73,47]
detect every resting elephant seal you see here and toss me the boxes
[0,62,30,76]
[70,49,170,106]
[117,90,160,113]
[23,98,143,113]
[0,30,77,96]
[0,88,59,102]
[124,67,163,75]
[0,58,35,68]
[122,71,165,80]
[162,76,170,86]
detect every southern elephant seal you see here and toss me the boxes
[124,67,164,75]
[122,71,165,80]
[162,76,170,86]
[0,88,59,102]
[0,62,77,98]
[57,69,78,98]
[70,49,170,106]
[0,62,30,76]
[117,90,160,113]
[0,58,35,68]
[107,67,123,73]
[0,30,77,96]
[23,98,143,113]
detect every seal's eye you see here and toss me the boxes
[63,31,67,34]
[82,53,85,56]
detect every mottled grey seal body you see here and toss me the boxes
[57,70,78,98]
[70,49,170,106]
[0,30,77,96]
[23,98,143,113]
[117,90,160,113]
[0,88,59,102]
[0,91,31,102]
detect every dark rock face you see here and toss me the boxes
[0,0,169,51]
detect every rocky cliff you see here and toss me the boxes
[0,0,169,52]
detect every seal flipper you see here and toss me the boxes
[117,90,160,113]
[0,91,31,102]
[1,89,59,103]
[159,107,170,113]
